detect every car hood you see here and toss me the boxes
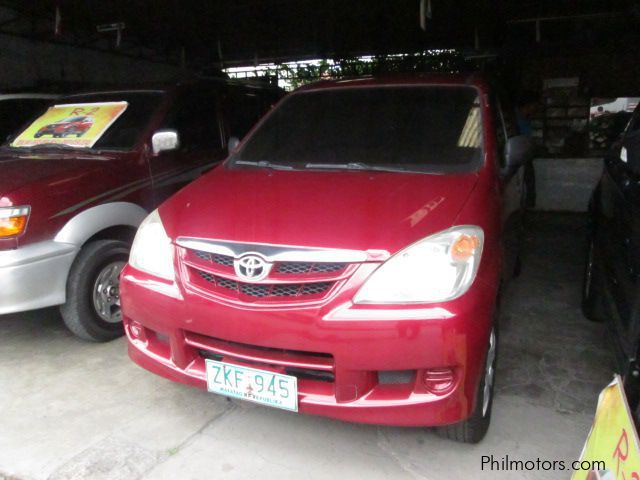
[161,167,479,255]
[0,152,115,201]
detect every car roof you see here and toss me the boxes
[0,93,59,100]
[294,73,487,93]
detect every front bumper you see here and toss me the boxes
[121,265,497,427]
[0,241,78,314]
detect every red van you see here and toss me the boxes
[0,80,282,341]
[120,74,531,443]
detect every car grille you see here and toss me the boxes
[193,250,234,267]
[181,246,358,304]
[195,269,332,299]
[192,250,347,275]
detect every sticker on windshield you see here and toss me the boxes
[11,101,128,148]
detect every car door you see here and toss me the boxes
[147,88,227,203]
[601,107,640,355]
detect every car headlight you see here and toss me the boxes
[354,226,484,304]
[0,206,30,238]
[129,209,175,280]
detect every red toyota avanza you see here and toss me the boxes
[121,74,531,443]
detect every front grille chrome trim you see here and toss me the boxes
[176,237,368,263]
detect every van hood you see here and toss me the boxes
[162,167,479,255]
[0,152,114,200]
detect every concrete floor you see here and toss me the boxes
[0,213,615,480]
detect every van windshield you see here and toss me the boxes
[231,86,483,174]
[5,91,164,151]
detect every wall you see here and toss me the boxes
[0,34,185,90]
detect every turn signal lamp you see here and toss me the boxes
[451,234,480,262]
[0,206,30,238]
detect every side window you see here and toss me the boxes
[163,91,222,151]
[223,91,265,140]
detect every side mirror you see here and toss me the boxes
[505,135,533,170]
[227,136,240,152]
[151,130,180,155]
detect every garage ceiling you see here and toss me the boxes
[0,1,638,67]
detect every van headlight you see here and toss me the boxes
[0,205,30,238]
[354,226,484,304]
[129,209,175,280]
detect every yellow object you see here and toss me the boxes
[573,375,640,479]
[11,101,128,148]
[0,214,27,237]
[451,234,479,262]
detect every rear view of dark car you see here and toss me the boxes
[583,103,640,409]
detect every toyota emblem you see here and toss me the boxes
[234,254,271,282]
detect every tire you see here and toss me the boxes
[437,325,497,443]
[582,236,607,322]
[60,240,130,342]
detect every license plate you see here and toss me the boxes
[205,359,298,412]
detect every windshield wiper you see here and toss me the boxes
[304,162,408,173]
[234,160,296,171]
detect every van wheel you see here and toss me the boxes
[436,325,497,443]
[582,237,606,322]
[60,240,129,342]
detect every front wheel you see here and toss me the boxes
[60,240,130,342]
[437,325,497,443]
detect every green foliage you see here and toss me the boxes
[276,50,471,89]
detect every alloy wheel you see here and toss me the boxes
[92,260,126,323]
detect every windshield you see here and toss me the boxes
[0,98,51,143]
[6,91,164,151]
[231,86,483,174]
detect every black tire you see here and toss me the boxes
[437,324,497,443]
[582,237,607,322]
[60,239,130,342]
